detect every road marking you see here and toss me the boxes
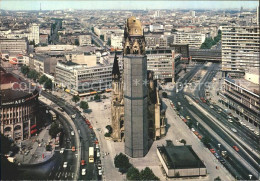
[55,172,58,177]
[49,172,52,177]
[65,172,67,178]
[58,172,61,178]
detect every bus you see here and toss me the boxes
[49,110,56,121]
[89,147,94,163]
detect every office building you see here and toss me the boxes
[0,38,29,54]
[221,26,259,77]
[172,32,206,48]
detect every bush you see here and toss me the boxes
[39,75,48,84]
[49,122,60,138]
[72,95,80,103]
[127,167,140,180]
[44,79,53,90]
[94,94,101,101]
[80,101,89,110]
[106,125,112,134]
[104,132,111,137]
[46,145,52,151]
[140,167,159,180]
[162,92,168,98]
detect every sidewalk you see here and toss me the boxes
[15,125,55,165]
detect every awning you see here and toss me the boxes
[31,129,38,135]
[30,124,36,129]
[65,89,70,93]
[90,91,97,95]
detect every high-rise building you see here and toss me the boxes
[123,17,148,158]
[28,23,40,45]
[221,26,259,77]
[257,6,260,25]
[190,10,196,17]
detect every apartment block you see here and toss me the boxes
[172,32,206,48]
[221,26,259,77]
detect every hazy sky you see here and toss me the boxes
[0,1,258,11]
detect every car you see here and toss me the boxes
[89,125,93,129]
[228,119,233,123]
[96,144,99,149]
[81,160,85,166]
[219,157,226,164]
[254,131,260,136]
[210,105,214,109]
[191,128,195,132]
[71,131,75,136]
[210,149,216,154]
[81,168,86,175]
[186,116,191,120]
[177,102,181,106]
[63,162,68,168]
[97,164,102,170]
[72,146,76,152]
[195,100,199,103]
[97,151,100,157]
[249,127,254,132]
[60,148,65,153]
[233,146,239,152]
[214,153,220,159]
[98,170,102,176]
[231,128,237,133]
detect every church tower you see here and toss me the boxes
[111,53,124,141]
[123,17,148,158]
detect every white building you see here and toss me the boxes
[78,34,92,46]
[221,26,259,77]
[28,23,39,45]
[111,33,124,49]
[172,32,206,48]
[0,38,28,54]
[55,60,123,94]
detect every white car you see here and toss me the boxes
[96,144,99,149]
[71,131,75,136]
[63,162,68,168]
[254,131,259,136]
[82,168,86,175]
[98,170,102,175]
[98,164,102,170]
[60,148,65,153]
[210,105,214,109]
[231,128,237,133]
[97,151,100,157]
[228,119,233,123]
[191,128,195,132]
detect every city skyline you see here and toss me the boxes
[0,1,259,11]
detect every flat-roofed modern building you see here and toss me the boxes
[221,26,260,77]
[220,76,260,128]
[0,38,29,54]
[172,32,205,48]
[157,145,207,178]
[55,60,122,95]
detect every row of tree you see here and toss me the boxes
[114,153,159,180]
[200,30,222,49]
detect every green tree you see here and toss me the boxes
[0,134,12,155]
[94,94,101,101]
[91,27,94,33]
[104,132,111,137]
[80,101,89,110]
[140,167,159,180]
[107,38,111,46]
[49,122,60,138]
[187,121,193,129]
[201,136,211,147]
[72,95,80,103]
[46,144,52,151]
[27,69,39,80]
[44,79,53,90]
[127,166,140,180]
[162,92,168,98]
[21,65,30,75]
[29,40,35,46]
[100,35,104,41]
[106,125,112,134]
[39,75,48,84]
[114,153,131,172]
[180,139,187,145]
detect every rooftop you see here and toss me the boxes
[158,145,206,169]
[225,77,259,95]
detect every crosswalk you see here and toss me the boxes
[52,171,74,179]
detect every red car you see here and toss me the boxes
[195,100,199,103]
[233,146,239,152]
[85,119,90,125]
[210,149,216,154]
[81,160,85,166]
[89,125,93,129]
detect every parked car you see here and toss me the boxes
[63,162,68,168]
[60,148,65,153]
[98,170,102,175]
[214,153,220,159]
[81,168,86,175]
[210,149,216,154]
[231,128,237,133]
[81,160,85,166]
[233,146,239,152]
